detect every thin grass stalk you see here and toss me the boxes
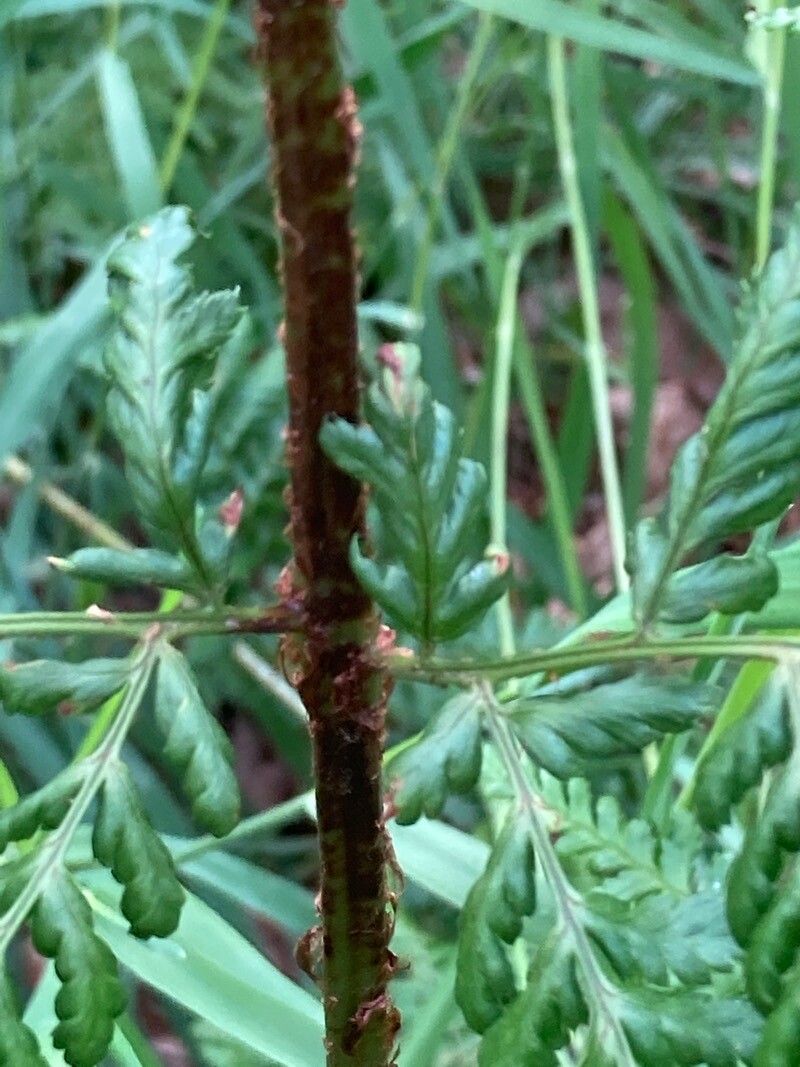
[547,35,628,592]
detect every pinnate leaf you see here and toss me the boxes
[53,547,198,594]
[630,210,800,627]
[387,691,482,824]
[104,207,243,590]
[320,344,508,644]
[0,972,46,1067]
[507,674,717,778]
[0,768,84,853]
[0,658,129,716]
[30,873,125,1067]
[93,760,184,938]
[155,644,240,836]
[455,814,535,1032]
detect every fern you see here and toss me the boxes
[320,344,509,645]
[154,643,240,836]
[30,873,126,1067]
[93,761,184,938]
[0,768,84,852]
[61,207,244,598]
[0,658,130,716]
[630,208,800,628]
[0,973,45,1067]
[386,690,483,824]
[506,674,718,778]
[455,813,536,1032]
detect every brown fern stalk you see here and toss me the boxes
[256,2,399,1063]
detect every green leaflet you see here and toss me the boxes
[455,814,535,1033]
[545,776,701,901]
[630,210,800,628]
[93,761,184,938]
[386,690,482,824]
[320,344,508,645]
[659,551,780,624]
[617,988,761,1067]
[154,644,240,836]
[507,674,717,778]
[693,676,789,830]
[53,547,198,594]
[30,873,125,1067]
[104,207,243,593]
[0,768,84,853]
[478,930,586,1067]
[586,890,736,987]
[0,658,129,716]
[0,972,46,1067]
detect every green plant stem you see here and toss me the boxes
[482,685,636,1065]
[409,12,494,315]
[547,35,628,592]
[0,648,155,958]
[159,0,231,194]
[391,632,800,686]
[754,0,787,272]
[0,604,299,641]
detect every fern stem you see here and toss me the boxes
[547,35,628,592]
[392,633,800,686]
[258,2,398,1062]
[0,605,298,640]
[0,647,154,959]
[482,685,637,1065]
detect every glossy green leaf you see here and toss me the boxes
[693,676,788,830]
[104,206,242,592]
[53,548,198,593]
[0,768,84,853]
[31,873,125,1067]
[478,930,585,1067]
[0,659,129,717]
[508,675,717,778]
[320,344,509,644]
[618,988,760,1066]
[455,815,535,1032]
[93,761,184,938]
[387,691,482,825]
[0,972,46,1067]
[85,877,324,1067]
[154,644,240,836]
[659,551,780,625]
[631,211,800,627]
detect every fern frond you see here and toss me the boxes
[455,813,536,1032]
[154,644,240,836]
[386,690,483,824]
[30,873,125,1067]
[0,658,129,716]
[0,768,84,853]
[631,210,800,628]
[93,761,184,938]
[320,344,508,645]
[0,972,46,1067]
[506,674,717,778]
[103,207,244,595]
